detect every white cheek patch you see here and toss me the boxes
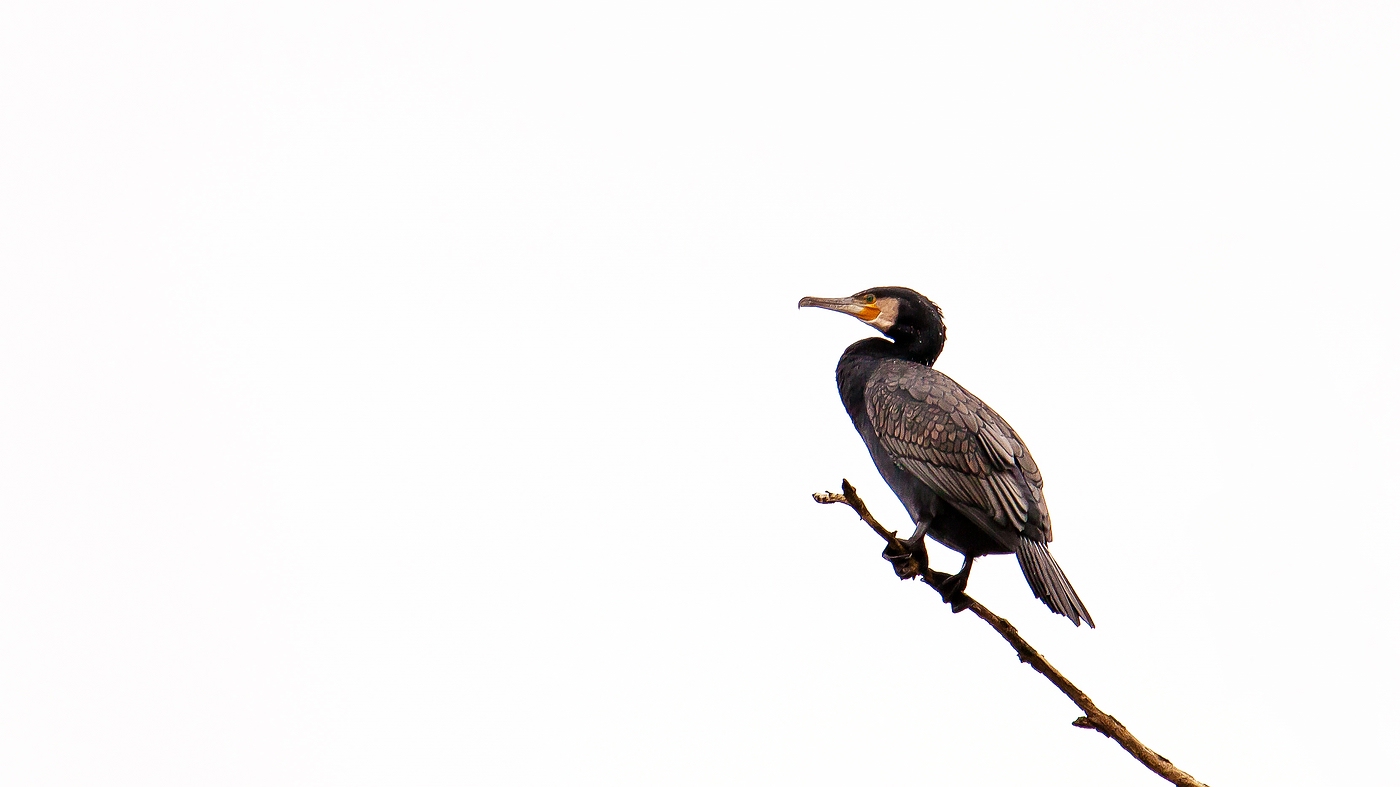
[866,297,900,331]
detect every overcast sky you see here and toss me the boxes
[3,3,1398,786]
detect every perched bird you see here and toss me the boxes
[800,287,1094,627]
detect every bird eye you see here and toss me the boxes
[864,295,876,304]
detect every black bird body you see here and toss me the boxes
[838,340,1032,559]
[802,287,1094,627]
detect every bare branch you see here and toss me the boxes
[814,479,1211,787]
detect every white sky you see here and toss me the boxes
[2,2,1398,785]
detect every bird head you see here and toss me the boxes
[798,286,947,364]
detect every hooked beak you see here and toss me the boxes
[798,295,881,322]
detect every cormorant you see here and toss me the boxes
[800,287,1094,627]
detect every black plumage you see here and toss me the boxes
[800,286,1094,627]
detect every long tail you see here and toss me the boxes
[1014,538,1095,628]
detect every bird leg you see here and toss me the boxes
[874,520,974,613]
[880,521,930,580]
[931,555,975,613]
[938,554,974,595]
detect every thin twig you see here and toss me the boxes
[814,479,1210,787]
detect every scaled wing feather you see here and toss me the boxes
[866,363,1051,542]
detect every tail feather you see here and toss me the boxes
[1015,538,1095,628]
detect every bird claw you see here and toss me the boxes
[942,588,974,612]
[880,538,973,612]
[881,537,928,580]
[936,571,969,596]
[929,564,973,611]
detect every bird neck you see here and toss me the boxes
[841,334,942,366]
[836,340,890,420]
[890,329,944,365]
[835,336,940,425]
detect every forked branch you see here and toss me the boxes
[813,479,1210,787]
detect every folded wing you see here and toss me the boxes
[865,362,1051,548]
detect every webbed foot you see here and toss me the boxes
[936,571,968,595]
[880,536,929,580]
[933,555,975,612]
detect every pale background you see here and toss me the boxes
[2,3,1397,785]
